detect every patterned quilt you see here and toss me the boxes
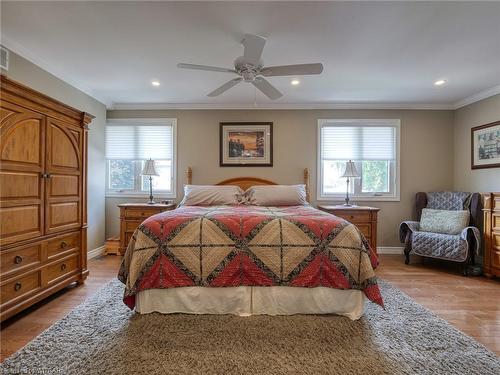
[118,205,384,308]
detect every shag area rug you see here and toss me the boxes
[1,279,499,375]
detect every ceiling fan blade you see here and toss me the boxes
[252,77,283,100]
[177,63,237,74]
[242,34,266,65]
[207,78,243,97]
[261,63,324,77]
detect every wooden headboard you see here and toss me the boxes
[185,167,310,202]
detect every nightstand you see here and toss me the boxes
[118,203,176,255]
[318,205,380,254]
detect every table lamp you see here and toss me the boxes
[142,159,159,204]
[341,160,360,206]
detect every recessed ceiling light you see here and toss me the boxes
[151,80,160,86]
[291,79,300,86]
[434,79,446,86]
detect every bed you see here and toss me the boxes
[118,168,383,320]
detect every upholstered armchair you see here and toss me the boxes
[399,192,481,275]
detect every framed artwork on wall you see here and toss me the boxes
[219,122,273,167]
[471,120,500,169]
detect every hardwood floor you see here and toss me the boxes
[377,255,500,356]
[1,254,499,362]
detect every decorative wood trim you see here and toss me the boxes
[304,168,310,202]
[216,176,278,192]
[0,75,94,126]
[186,167,192,185]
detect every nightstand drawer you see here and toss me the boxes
[318,205,380,254]
[125,220,144,232]
[123,208,162,219]
[356,223,371,237]
[334,211,371,222]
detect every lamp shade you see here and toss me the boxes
[141,159,159,176]
[341,160,360,178]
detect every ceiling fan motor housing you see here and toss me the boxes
[234,56,263,82]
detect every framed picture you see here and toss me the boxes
[220,122,273,167]
[471,120,500,169]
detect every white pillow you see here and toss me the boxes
[179,185,244,206]
[420,208,470,235]
[245,185,307,206]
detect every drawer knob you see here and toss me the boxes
[60,241,68,249]
[14,282,22,291]
[60,263,67,271]
[350,215,355,219]
[14,255,23,264]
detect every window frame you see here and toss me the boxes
[317,119,401,202]
[105,118,177,198]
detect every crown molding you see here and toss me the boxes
[109,102,455,111]
[4,36,498,111]
[1,38,111,107]
[453,84,500,109]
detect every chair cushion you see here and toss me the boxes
[420,208,469,235]
[411,231,468,262]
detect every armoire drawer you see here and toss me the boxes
[1,243,42,277]
[47,254,79,284]
[1,270,42,306]
[47,232,80,259]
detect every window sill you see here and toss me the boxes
[318,195,400,202]
[106,193,176,199]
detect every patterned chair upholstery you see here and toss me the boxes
[399,192,481,275]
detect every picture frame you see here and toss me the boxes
[219,122,273,167]
[471,120,500,169]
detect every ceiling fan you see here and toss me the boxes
[177,34,323,100]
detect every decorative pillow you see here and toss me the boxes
[419,208,470,235]
[245,185,308,206]
[179,185,244,206]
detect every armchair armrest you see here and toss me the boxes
[399,221,420,243]
[461,226,481,256]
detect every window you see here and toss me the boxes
[318,119,400,201]
[105,118,176,197]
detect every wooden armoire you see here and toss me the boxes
[483,193,500,278]
[0,75,93,321]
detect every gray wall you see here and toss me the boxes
[106,109,455,247]
[453,94,500,192]
[3,51,107,252]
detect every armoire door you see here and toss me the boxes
[45,118,82,234]
[0,101,45,246]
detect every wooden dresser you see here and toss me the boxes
[483,193,500,278]
[317,205,380,254]
[119,203,176,255]
[0,75,93,321]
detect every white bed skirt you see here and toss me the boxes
[135,287,366,320]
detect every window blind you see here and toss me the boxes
[106,121,174,160]
[321,125,396,160]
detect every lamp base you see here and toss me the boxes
[342,203,357,207]
[147,200,156,205]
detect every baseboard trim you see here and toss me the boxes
[88,245,106,260]
[377,246,404,255]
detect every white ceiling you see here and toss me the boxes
[2,1,500,108]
